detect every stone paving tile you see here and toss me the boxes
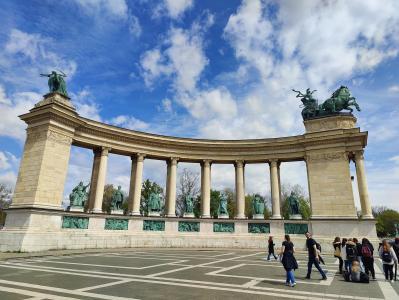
[0,290,27,300]
[0,265,115,290]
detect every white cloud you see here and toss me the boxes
[161,98,173,113]
[0,151,19,189]
[0,85,11,105]
[153,0,194,20]
[140,26,208,93]
[128,15,142,38]
[70,89,102,121]
[108,115,149,131]
[0,29,77,91]
[0,89,41,141]
[388,85,399,93]
[73,0,128,19]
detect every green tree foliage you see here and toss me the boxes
[176,168,200,217]
[0,184,12,226]
[374,207,399,237]
[224,188,236,219]
[102,184,115,213]
[280,184,311,220]
[140,179,164,216]
[210,189,221,218]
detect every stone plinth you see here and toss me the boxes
[253,214,264,220]
[69,206,84,212]
[218,214,229,219]
[183,213,195,218]
[111,210,124,215]
[289,214,302,220]
[304,114,356,133]
[148,212,161,217]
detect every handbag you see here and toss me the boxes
[334,247,341,257]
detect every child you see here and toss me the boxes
[266,236,277,260]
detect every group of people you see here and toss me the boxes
[265,233,399,287]
[333,237,399,282]
[266,232,327,287]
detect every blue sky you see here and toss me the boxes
[0,0,398,210]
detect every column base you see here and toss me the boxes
[270,215,282,220]
[361,215,374,220]
[234,214,246,219]
[253,214,264,220]
[129,211,142,216]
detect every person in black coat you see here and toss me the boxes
[280,234,298,287]
[266,236,278,260]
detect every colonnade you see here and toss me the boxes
[86,148,373,219]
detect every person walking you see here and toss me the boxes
[379,239,398,282]
[345,239,358,273]
[305,232,327,280]
[266,236,277,260]
[392,238,399,281]
[333,237,343,274]
[341,238,348,273]
[280,234,298,287]
[361,238,375,280]
[353,238,364,272]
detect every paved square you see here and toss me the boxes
[0,249,397,299]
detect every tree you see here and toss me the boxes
[224,188,236,219]
[210,189,221,218]
[373,207,399,237]
[280,183,311,220]
[0,184,12,226]
[176,168,200,217]
[141,179,164,216]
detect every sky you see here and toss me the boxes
[0,0,398,211]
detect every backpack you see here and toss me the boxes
[346,245,356,260]
[361,245,372,258]
[381,250,392,263]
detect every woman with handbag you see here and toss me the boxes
[280,234,298,287]
[333,237,343,274]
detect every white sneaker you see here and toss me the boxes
[391,280,394,283]
[290,282,296,287]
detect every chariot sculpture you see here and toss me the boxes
[293,86,360,120]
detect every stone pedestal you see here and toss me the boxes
[289,214,302,220]
[69,206,84,212]
[253,214,264,220]
[111,210,124,215]
[148,212,161,217]
[183,213,195,218]
[218,214,229,219]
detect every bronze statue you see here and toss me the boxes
[148,192,161,213]
[252,194,265,215]
[184,195,194,214]
[40,70,68,97]
[218,193,228,215]
[69,181,89,207]
[293,86,360,120]
[287,191,300,216]
[111,186,124,210]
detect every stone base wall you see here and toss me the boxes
[0,209,378,253]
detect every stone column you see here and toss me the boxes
[87,149,101,212]
[235,160,245,219]
[165,158,178,217]
[91,147,110,213]
[129,153,145,216]
[270,159,282,219]
[355,151,373,219]
[201,160,211,218]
